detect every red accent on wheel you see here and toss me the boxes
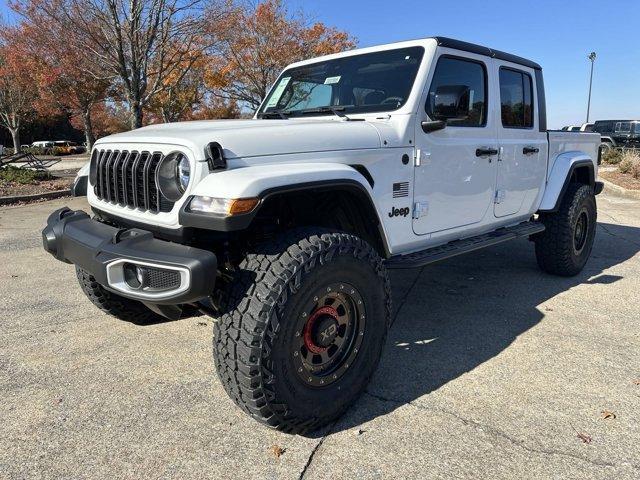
[303,306,339,354]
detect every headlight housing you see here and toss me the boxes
[157,151,191,202]
[188,196,259,216]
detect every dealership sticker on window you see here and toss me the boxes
[265,77,291,108]
[324,76,342,85]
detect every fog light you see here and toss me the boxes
[123,263,145,289]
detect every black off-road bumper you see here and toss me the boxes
[42,208,217,305]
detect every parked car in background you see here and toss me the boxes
[53,140,86,155]
[580,123,594,132]
[32,141,54,148]
[593,120,640,150]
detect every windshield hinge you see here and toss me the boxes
[414,149,430,167]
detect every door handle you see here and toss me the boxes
[476,147,499,157]
[523,146,540,155]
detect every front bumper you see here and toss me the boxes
[42,208,217,305]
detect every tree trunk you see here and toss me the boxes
[83,108,96,151]
[130,99,143,129]
[10,128,21,152]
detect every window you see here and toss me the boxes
[499,68,534,128]
[426,56,487,127]
[280,81,333,111]
[258,47,425,117]
[635,123,640,134]
[615,122,631,133]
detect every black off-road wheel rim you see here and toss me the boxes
[292,282,365,388]
[573,209,589,254]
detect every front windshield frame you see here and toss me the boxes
[257,46,425,117]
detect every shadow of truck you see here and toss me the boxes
[325,221,640,435]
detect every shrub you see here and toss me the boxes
[602,148,622,165]
[52,146,65,156]
[618,151,640,178]
[0,166,50,184]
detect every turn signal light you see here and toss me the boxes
[189,196,259,216]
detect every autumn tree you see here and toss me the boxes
[14,0,232,129]
[0,29,38,150]
[205,0,356,111]
[7,18,111,150]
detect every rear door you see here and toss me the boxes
[493,62,547,218]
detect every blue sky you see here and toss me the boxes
[2,0,639,128]
[288,0,640,128]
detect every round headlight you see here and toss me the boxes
[177,155,190,192]
[157,152,190,202]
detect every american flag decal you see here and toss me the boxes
[392,182,409,198]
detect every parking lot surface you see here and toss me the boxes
[1,191,639,479]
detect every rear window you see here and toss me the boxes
[499,68,534,128]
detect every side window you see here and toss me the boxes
[426,56,487,127]
[499,68,534,128]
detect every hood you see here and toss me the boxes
[95,118,383,160]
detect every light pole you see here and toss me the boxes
[586,52,597,123]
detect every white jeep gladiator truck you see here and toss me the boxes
[43,37,603,433]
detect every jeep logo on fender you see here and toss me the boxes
[388,206,410,218]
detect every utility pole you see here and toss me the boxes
[586,52,597,123]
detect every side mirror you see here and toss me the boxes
[421,120,446,133]
[428,85,471,122]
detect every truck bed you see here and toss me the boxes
[547,131,600,174]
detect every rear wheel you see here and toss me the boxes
[213,228,391,433]
[535,183,597,276]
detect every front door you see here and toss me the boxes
[413,53,498,235]
[493,62,547,218]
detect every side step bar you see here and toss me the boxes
[386,221,545,269]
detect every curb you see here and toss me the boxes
[600,179,640,200]
[0,189,71,206]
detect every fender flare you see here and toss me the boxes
[538,153,595,212]
[179,163,388,252]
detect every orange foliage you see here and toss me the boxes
[205,0,356,111]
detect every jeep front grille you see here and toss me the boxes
[91,149,174,213]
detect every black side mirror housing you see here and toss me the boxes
[421,120,446,133]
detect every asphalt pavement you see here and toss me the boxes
[0,191,638,479]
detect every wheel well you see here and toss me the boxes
[570,164,594,187]
[246,186,389,258]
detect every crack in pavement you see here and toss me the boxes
[364,391,639,473]
[298,421,336,480]
[598,223,640,248]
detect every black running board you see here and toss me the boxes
[386,221,545,269]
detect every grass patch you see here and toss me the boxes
[0,166,51,185]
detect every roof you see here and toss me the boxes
[432,37,542,70]
[286,36,542,71]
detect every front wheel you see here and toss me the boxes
[535,183,597,276]
[213,228,391,433]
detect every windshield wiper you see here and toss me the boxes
[257,110,291,119]
[294,106,363,121]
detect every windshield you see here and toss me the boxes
[258,47,424,117]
